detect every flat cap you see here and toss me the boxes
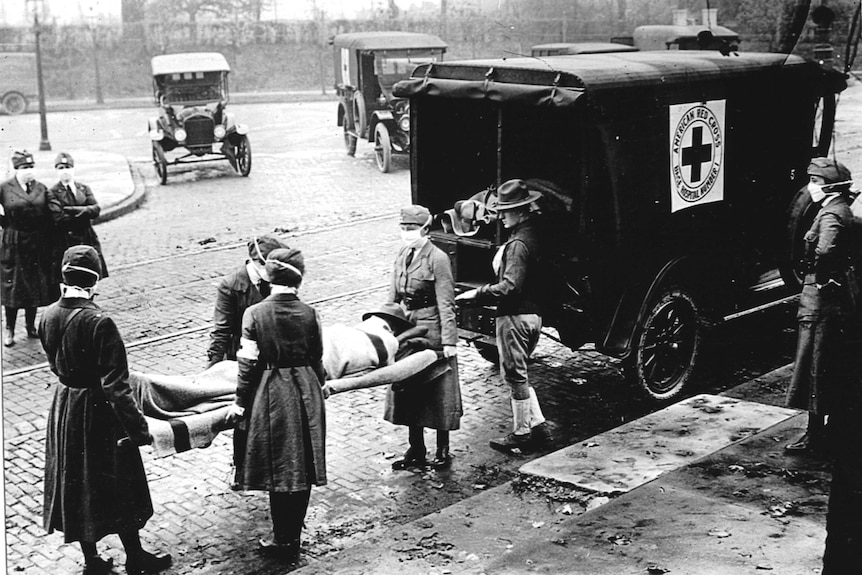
[61,245,101,287]
[400,205,432,226]
[11,150,34,169]
[808,157,852,189]
[54,152,75,168]
[248,234,289,263]
[266,247,305,286]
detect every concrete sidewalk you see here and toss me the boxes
[2,148,144,224]
[297,384,831,575]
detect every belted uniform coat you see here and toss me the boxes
[384,239,462,430]
[39,297,153,543]
[0,177,58,307]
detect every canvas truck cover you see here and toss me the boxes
[332,32,447,52]
[151,52,230,76]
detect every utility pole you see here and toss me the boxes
[28,0,51,151]
[88,18,104,104]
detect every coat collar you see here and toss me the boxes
[402,238,432,273]
[4,177,38,204]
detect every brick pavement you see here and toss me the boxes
[3,282,629,575]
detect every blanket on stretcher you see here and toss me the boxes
[128,350,448,458]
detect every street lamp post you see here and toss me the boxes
[87,18,104,104]
[28,0,51,151]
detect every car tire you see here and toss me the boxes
[2,91,27,115]
[374,123,392,174]
[474,341,499,365]
[626,287,702,401]
[236,135,252,177]
[353,92,367,139]
[781,184,817,290]
[341,105,357,157]
[152,141,168,185]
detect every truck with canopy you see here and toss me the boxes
[394,50,845,400]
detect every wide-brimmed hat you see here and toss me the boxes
[55,152,75,169]
[61,245,101,287]
[495,179,543,211]
[808,157,852,191]
[11,150,34,169]
[362,302,415,335]
[248,234,289,263]
[400,205,432,226]
[265,248,304,286]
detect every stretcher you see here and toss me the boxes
[128,350,449,458]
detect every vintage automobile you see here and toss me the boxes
[611,24,740,52]
[0,52,37,115]
[530,42,638,57]
[148,52,251,185]
[394,50,845,401]
[333,31,446,173]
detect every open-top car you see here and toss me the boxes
[148,52,250,185]
[333,31,446,173]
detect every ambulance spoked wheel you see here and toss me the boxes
[342,104,357,157]
[235,135,252,177]
[627,287,702,401]
[374,123,392,174]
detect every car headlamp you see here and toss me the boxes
[174,128,187,142]
[213,125,226,139]
[398,115,410,133]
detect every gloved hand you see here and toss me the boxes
[63,206,85,217]
[225,403,245,424]
[321,383,332,399]
[443,345,457,358]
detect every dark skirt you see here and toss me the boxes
[43,385,153,543]
[786,317,852,415]
[237,366,327,492]
[383,356,462,430]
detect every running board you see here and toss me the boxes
[722,294,798,321]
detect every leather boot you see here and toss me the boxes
[391,446,427,470]
[82,556,113,575]
[3,328,14,347]
[259,538,302,565]
[125,550,172,575]
[429,446,451,469]
[26,324,38,339]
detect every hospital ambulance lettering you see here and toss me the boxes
[669,100,726,213]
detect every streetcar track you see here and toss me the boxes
[2,283,388,379]
[108,211,398,272]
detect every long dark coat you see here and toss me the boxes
[235,293,327,492]
[384,239,462,430]
[207,264,265,364]
[787,196,858,415]
[39,298,153,543]
[0,176,58,307]
[47,181,109,279]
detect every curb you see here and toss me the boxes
[93,161,148,225]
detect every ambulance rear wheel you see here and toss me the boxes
[374,123,392,173]
[152,142,168,185]
[627,288,702,401]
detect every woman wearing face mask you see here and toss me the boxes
[47,152,109,284]
[785,157,859,455]
[0,150,58,347]
[385,205,462,470]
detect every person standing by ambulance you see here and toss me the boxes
[785,157,859,455]
[385,205,462,470]
[456,179,552,453]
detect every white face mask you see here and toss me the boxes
[57,167,75,184]
[16,167,35,184]
[60,282,97,299]
[808,183,826,203]
[400,229,422,245]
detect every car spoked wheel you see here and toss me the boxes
[343,116,357,156]
[2,91,27,115]
[629,288,702,401]
[235,135,252,176]
[374,123,392,173]
[152,142,168,185]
